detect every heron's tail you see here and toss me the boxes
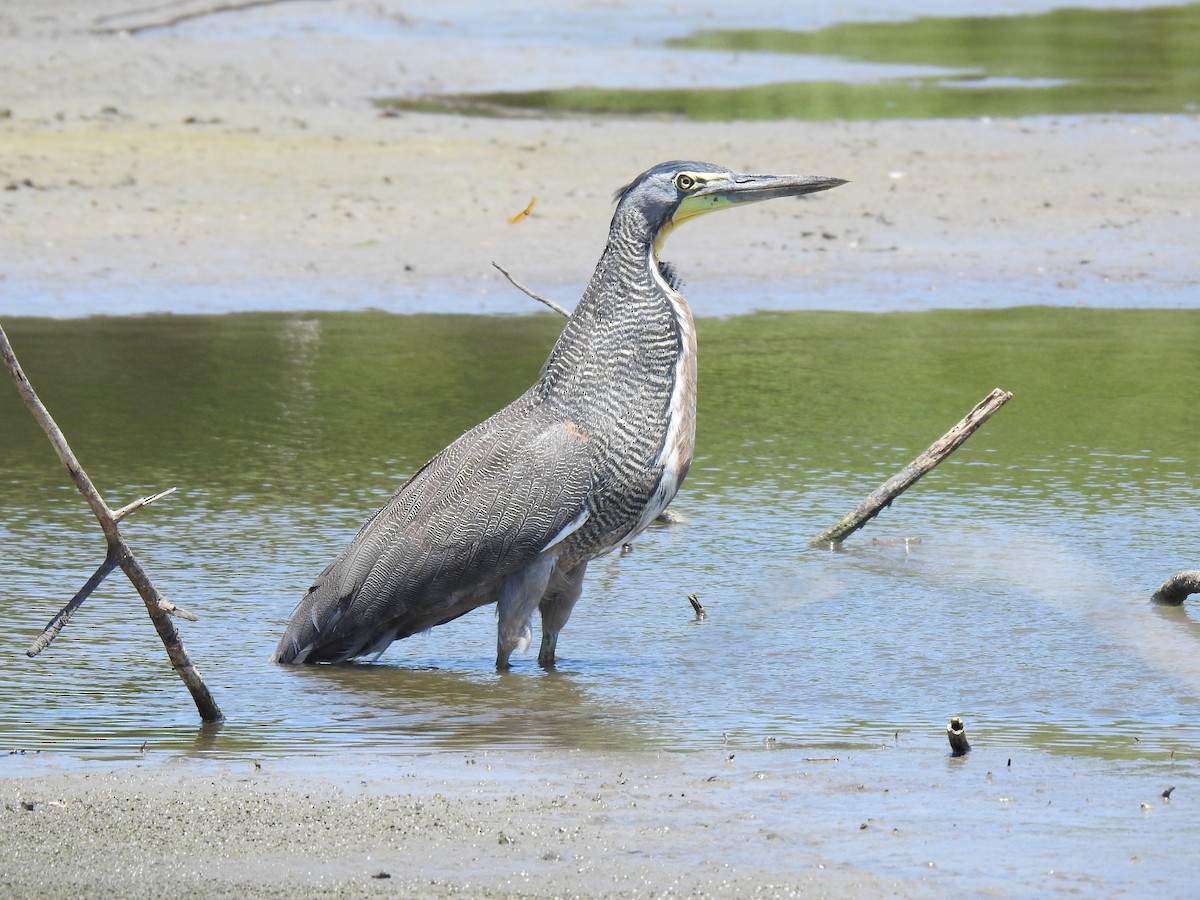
[272,563,386,664]
[273,556,484,664]
[272,594,349,664]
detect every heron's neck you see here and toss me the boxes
[583,208,679,320]
[539,206,694,402]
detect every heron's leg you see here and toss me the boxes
[495,553,558,670]
[537,561,588,668]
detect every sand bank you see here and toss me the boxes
[1,2,1197,315]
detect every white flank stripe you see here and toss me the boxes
[543,508,591,551]
[631,247,697,535]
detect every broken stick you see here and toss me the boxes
[1,324,223,723]
[947,717,971,756]
[812,388,1013,547]
[1151,571,1200,605]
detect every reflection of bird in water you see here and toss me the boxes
[289,663,648,752]
[274,161,845,669]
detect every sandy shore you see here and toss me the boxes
[2,3,1198,896]
[2,2,1197,316]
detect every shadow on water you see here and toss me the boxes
[278,663,654,753]
[378,4,1200,119]
[1,308,1199,761]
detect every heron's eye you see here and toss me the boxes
[674,173,697,191]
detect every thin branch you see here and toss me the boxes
[1,323,223,722]
[812,388,1013,548]
[27,552,119,658]
[94,0,324,35]
[1,328,117,536]
[492,262,571,317]
[1151,570,1200,605]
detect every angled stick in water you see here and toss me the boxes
[813,388,1013,548]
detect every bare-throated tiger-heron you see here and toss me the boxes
[274,161,845,668]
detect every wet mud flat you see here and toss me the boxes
[3,740,1195,898]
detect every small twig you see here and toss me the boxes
[1151,570,1200,605]
[157,597,200,621]
[112,487,178,523]
[26,487,187,652]
[1,324,222,722]
[492,261,571,317]
[812,388,1013,547]
[687,593,706,620]
[947,717,971,757]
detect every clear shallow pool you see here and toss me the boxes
[1,308,1198,762]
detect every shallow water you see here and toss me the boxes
[151,0,1200,119]
[378,3,1200,120]
[2,307,1198,765]
[6,268,1200,320]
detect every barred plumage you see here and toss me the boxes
[274,161,844,668]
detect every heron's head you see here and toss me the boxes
[613,160,846,251]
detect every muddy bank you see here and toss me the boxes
[1,751,920,898]
[4,741,1193,898]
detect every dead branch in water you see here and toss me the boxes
[1151,571,1200,605]
[947,717,971,756]
[1,323,223,723]
[812,388,1013,548]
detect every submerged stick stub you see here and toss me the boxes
[947,717,971,756]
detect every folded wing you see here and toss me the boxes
[274,396,595,663]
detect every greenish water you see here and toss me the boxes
[380,4,1200,119]
[2,307,1198,766]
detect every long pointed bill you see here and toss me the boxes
[673,172,847,226]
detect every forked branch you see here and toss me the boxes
[1,324,223,723]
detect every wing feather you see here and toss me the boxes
[274,394,594,663]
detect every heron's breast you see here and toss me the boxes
[656,269,698,480]
[635,268,698,527]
